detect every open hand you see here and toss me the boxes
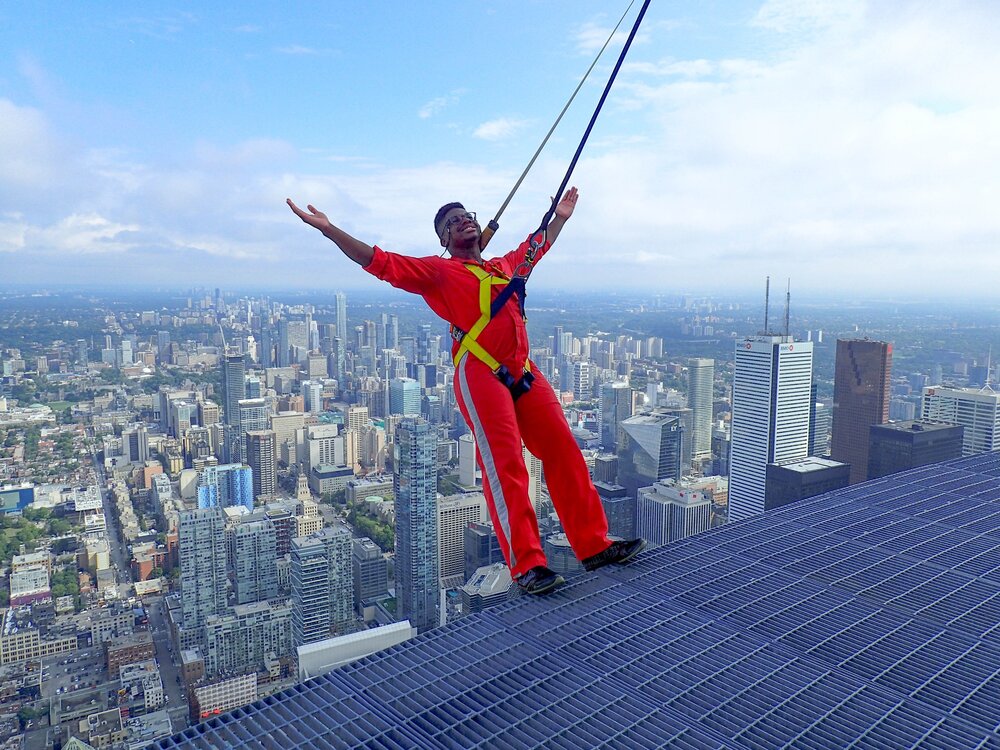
[287,198,332,233]
[554,187,579,220]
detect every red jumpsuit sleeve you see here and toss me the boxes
[364,246,441,295]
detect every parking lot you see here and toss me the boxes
[41,647,108,697]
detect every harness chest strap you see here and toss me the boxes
[451,264,533,391]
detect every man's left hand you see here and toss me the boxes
[554,187,579,220]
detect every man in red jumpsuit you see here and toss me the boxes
[288,189,644,595]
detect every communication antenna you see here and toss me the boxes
[218,323,229,355]
[784,279,791,338]
[763,276,770,335]
[983,345,994,392]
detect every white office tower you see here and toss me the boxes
[687,359,714,460]
[637,481,713,549]
[458,433,479,487]
[729,336,813,522]
[335,292,348,341]
[301,380,323,414]
[523,445,543,514]
[436,492,488,587]
[921,386,1000,456]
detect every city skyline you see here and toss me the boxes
[2,1,1000,294]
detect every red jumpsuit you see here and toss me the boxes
[364,236,611,577]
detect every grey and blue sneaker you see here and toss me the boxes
[582,539,647,572]
[516,566,566,595]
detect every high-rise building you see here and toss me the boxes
[221,354,246,463]
[389,378,421,416]
[729,335,813,522]
[278,318,309,367]
[394,417,439,632]
[572,361,592,401]
[636,480,713,549]
[246,430,277,501]
[617,412,684,499]
[328,337,346,383]
[436,493,488,586]
[867,420,964,479]
[658,406,695,473]
[335,292,348,342]
[229,516,278,605]
[290,537,329,648]
[122,424,149,464]
[764,457,850,510]
[179,507,227,631]
[599,382,632,451]
[237,398,269,464]
[808,383,832,457]
[290,526,353,648]
[594,481,633,539]
[921,386,1000,456]
[463,522,503,583]
[352,537,389,613]
[687,358,714,460]
[197,463,253,511]
[301,380,323,414]
[830,340,892,484]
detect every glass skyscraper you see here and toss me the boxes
[394,417,439,632]
[197,463,253,511]
[830,339,892,484]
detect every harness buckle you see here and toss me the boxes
[495,365,535,401]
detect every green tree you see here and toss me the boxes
[47,518,72,536]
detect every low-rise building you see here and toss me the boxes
[119,659,164,713]
[106,632,154,678]
[192,673,257,721]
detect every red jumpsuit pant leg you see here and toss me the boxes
[453,354,546,578]
[515,365,612,561]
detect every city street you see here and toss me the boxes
[146,595,189,730]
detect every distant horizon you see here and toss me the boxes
[3,281,1000,311]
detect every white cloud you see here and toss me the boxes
[473,118,530,141]
[753,0,866,34]
[0,99,64,189]
[31,213,140,254]
[418,90,465,119]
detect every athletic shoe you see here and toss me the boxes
[582,539,647,572]
[516,566,566,596]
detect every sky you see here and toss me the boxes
[1,0,999,297]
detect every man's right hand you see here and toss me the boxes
[287,197,375,267]
[287,199,332,234]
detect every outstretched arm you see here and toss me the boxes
[543,186,579,246]
[287,198,374,267]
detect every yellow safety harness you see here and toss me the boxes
[451,264,536,400]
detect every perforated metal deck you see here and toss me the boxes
[155,453,1000,749]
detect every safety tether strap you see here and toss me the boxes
[484,0,654,320]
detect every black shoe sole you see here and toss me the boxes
[617,539,646,565]
[518,574,566,596]
[583,539,647,572]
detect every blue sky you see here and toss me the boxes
[2,1,999,296]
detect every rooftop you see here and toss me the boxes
[156,451,1000,749]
